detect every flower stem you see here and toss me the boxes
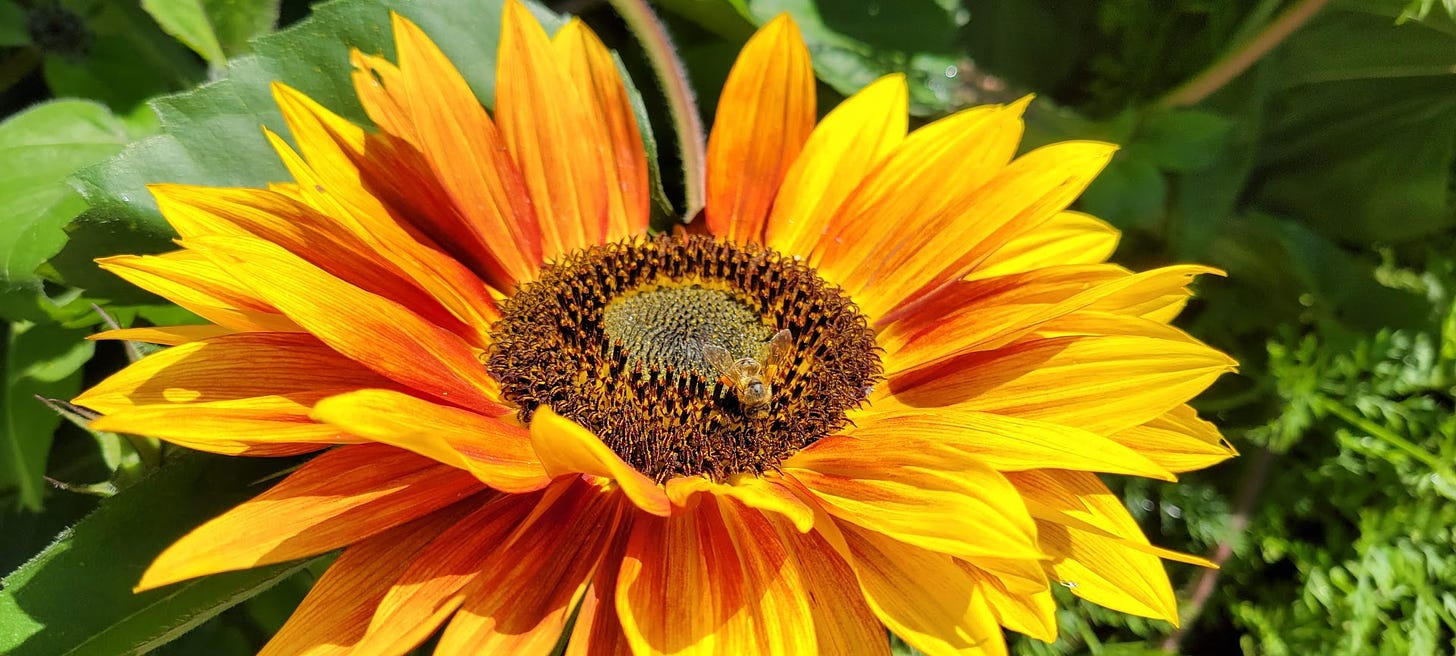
[1155,0,1331,108]
[608,0,706,221]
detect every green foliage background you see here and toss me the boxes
[1,0,1454,653]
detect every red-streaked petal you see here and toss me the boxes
[528,406,670,517]
[765,74,907,258]
[616,496,816,654]
[704,14,815,244]
[137,444,483,590]
[258,504,470,656]
[382,13,544,286]
[312,389,550,493]
[771,520,891,656]
[665,472,815,532]
[498,0,610,256]
[351,490,542,655]
[552,18,650,241]
[181,234,505,412]
[784,435,1040,561]
[437,479,625,655]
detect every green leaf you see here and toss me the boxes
[41,2,205,113]
[0,1,28,47]
[0,321,95,511]
[720,0,970,113]
[0,100,134,286]
[1253,8,1456,245]
[0,452,318,655]
[57,0,661,297]
[141,0,281,66]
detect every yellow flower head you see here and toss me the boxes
[74,1,1238,654]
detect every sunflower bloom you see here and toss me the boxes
[74,2,1238,654]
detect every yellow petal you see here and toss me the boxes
[88,324,234,345]
[1037,520,1179,624]
[784,435,1040,561]
[843,411,1175,481]
[705,14,816,244]
[962,561,1057,643]
[837,524,1008,656]
[766,74,907,258]
[1108,405,1238,473]
[969,211,1119,280]
[498,0,610,257]
[97,251,299,334]
[138,445,484,590]
[528,406,670,517]
[771,521,891,656]
[878,334,1236,435]
[312,389,550,493]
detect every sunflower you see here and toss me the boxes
[73,1,1238,654]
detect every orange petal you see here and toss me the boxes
[382,13,544,286]
[528,406,670,517]
[616,496,816,654]
[437,479,625,655]
[137,444,484,590]
[313,389,550,493]
[969,211,1119,280]
[837,524,1008,656]
[842,411,1175,481]
[268,87,504,339]
[97,251,299,334]
[259,506,468,656]
[771,520,891,656]
[181,234,505,412]
[566,516,636,656]
[878,334,1236,436]
[552,19,651,241]
[704,14,815,244]
[89,324,234,345]
[784,435,1040,561]
[665,472,815,532]
[150,183,470,335]
[765,74,907,258]
[90,406,355,456]
[351,490,541,655]
[1108,405,1238,473]
[498,1,610,256]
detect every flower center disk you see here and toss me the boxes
[488,235,880,482]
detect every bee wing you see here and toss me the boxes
[764,329,793,373]
[702,342,737,378]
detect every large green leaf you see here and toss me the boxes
[0,453,318,655]
[41,1,205,113]
[140,0,280,66]
[720,0,967,113]
[1252,7,1456,245]
[0,101,134,286]
[0,321,95,511]
[58,0,660,301]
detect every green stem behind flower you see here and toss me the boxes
[609,0,707,222]
[1156,0,1332,108]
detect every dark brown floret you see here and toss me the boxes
[487,234,880,481]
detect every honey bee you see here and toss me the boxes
[703,329,792,416]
